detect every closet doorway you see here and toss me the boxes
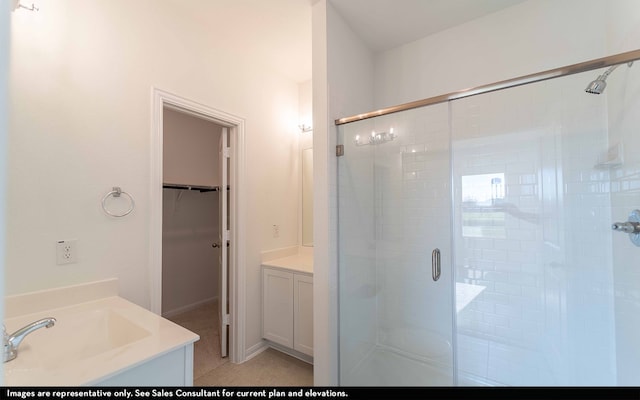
[162,106,229,360]
[150,88,247,365]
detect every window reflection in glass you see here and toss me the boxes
[461,173,505,238]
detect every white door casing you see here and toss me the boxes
[218,127,229,357]
[151,88,246,363]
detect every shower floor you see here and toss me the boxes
[343,346,452,386]
[457,334,556,386]
[342,335,556,386]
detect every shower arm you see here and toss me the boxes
[599,61,634,80]
[598,64,619,80]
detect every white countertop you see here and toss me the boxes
[4,280,199,386]
[261,253,313,274]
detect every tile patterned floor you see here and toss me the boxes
[167,301,313,386]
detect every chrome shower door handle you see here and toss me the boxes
[432,248,441,282]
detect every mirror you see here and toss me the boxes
[302,148,314,246]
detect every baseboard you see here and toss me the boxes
[265,340,314,365]
[162,296,218,318]
[244,341,270,362]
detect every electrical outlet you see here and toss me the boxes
[272,224,280,238]
[56,240,77,265]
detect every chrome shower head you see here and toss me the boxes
[585,62,634,94]
[585,76,607,94]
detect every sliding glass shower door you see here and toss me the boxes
[338,61,640,386]
[337,103,454,386]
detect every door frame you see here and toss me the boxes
[150,87,246,363]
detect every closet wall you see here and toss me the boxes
[162,107,222,316]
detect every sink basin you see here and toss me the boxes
[27,308,150,369]
[6,306,150,375]
[4,280,199,386]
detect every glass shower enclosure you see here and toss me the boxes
[337,52,640,386]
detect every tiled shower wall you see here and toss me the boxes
[338,104,455,384]
[337,119,378,378]
[373,104,452,360]
[607,63,640,385]
[452,73,617,385]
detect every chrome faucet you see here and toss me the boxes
[3,317,56,362]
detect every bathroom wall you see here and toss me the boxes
[335,117,376,381]
[364,104,453,368]
[368,0,640,384]
[373,0,610,109]
[298,80,313,247]
[318,0,640,386]
[451,74,616,385]
[608,68,640,385]
[163,108,222,188]
[0,0,10,384]
[312,0,374,385]
[298,80,312,134]
[8,0,301,358]
[162,189,219,316]
[605,1,640,384]
[330,103,455,375]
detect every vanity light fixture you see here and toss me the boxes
[13,0,39,11]
[298,124,313,133]
[354,127,397,146]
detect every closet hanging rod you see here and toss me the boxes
[163,183,219,192]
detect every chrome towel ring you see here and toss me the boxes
[102,187,135,217]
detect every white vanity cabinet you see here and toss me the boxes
[94,345,194,386]
[293,273,313,356]
[262,266,313,357]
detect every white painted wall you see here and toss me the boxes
[374,0,610,109]
[312,2,330,384]
[298,80,314,248]
[299,80,313,132]
[8,0,300,358]
[163,108,222,188]
[312,0,374,385]
[162,188,219,316]
[0,0,10,385]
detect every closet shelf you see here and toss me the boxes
[163,183,219,192]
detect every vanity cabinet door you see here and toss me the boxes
[262,267,294,348]
[294,273,313,356]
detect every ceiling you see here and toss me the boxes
[236,0,527,83]
[329,0,528,52]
